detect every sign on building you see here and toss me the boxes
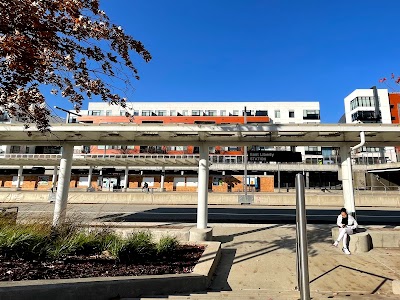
[248,151,302,163]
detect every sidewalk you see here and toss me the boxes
[209,224,400,297]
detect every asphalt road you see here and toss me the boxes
[2,203,400,225]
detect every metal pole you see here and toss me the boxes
[278,162,281,193]
[295,173,310,300]
[244,106,248,198]
[296,205,301,291]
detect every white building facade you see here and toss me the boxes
[344,88,397,163]
[76,101,321,124]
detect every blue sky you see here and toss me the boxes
[50,0,400,123]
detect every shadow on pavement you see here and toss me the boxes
[310,264,394,295]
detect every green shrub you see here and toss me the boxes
[47,229,109,259]
[99,232,124,258]
[117,231,156,263]
[156,236,179,256]
[0,225,49,260]
[0,224,181,263]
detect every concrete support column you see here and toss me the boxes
[87,166,93,189]
[52,167,58,190]
[197,144,209,229]
[160,166,165,192]
[16,166,23,190]
[305,171,310,189]
[53,144,74,227]
[340,145,356,215]
[124,166,129,192]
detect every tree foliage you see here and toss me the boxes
[0,0,151,131]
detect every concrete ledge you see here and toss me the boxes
[190,227,213,242]
[0,241,221,300]
[87,222,192,242]
[393,280,400,295]
[2,190,400,207]
[368,229,400,248]
[192,241,221,286]
[331,227,372,253]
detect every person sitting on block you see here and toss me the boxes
[333,207,358,255]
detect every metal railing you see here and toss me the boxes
[0,153,200,160]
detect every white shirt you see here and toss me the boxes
[336,214,358,230]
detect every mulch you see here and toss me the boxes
[0,245,204,281]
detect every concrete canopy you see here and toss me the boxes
[0,154,200,167]
[0,123,399,146]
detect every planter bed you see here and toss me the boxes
[0,245,204,281]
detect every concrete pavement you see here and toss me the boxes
[210,224,400,295]
[130,224,400,299]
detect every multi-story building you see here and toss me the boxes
[74,101,321,157]
[344,88,397,164]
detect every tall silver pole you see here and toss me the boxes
[243,106,248,198]
[295,173,310,300]
[296,207,301,291]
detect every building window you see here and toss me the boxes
[220,110,226,116]
[90,110,101,116]
[227,146,241,151]
[10,146,21,153]
[157,110,167,116]
[192,110,201,116]
[168,146,188,151]
[303,110,320,120]
[243,110,252,116]
[255,110,268,116]
[289,110,295,118]
[142,110,151,116]
[274,110,280,118]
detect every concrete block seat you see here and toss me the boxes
[331,227,372,253]
[367,228,400,248]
